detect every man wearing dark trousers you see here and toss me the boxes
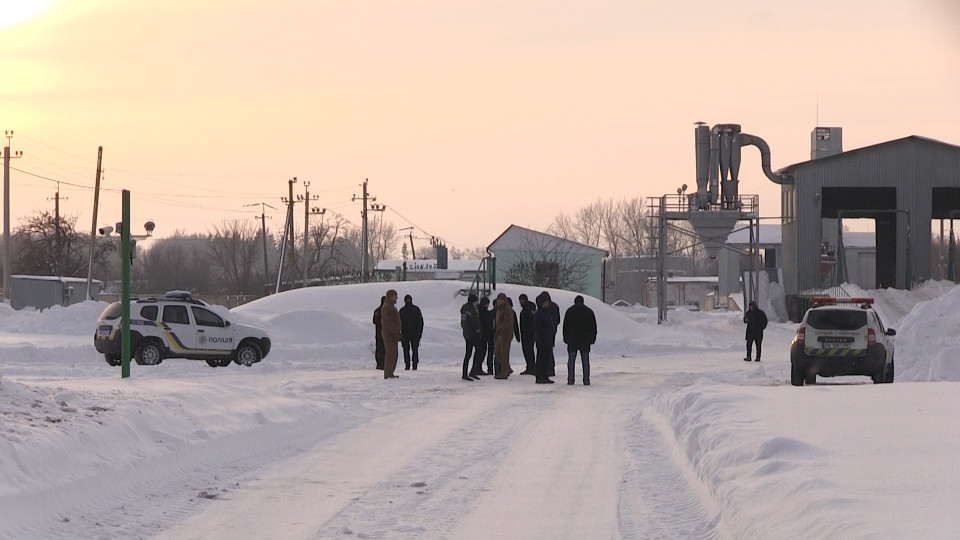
[534,291,558,384]
[372,296,385,370]
[460,294,482,381]
[518,294,537,375]
[563,295,597,385]
[743,300,768,362]
[400,294,424,370]
[477,296,495,375]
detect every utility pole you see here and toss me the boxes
[352,179,386,282]
[2,130,22,301]
[86,146,103,300]
[48,182,67,275]
[298,181,319,288]
[244,201,275,294]
[400,226,416,260]
[276,177,297,293]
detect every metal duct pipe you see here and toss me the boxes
[695,124,711,206]
[708,129,720,204]
[740,133,793,185]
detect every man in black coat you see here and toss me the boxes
[518,294,537,375]
[477,296,495,375]
[460,294,482,381]
[562,295,597,385]
[400,294,424,370]
[533,291,558,384]
[743,300,768,362]
[373,296,386,370]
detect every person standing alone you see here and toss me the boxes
[743,300,768,362]
[400,294,424,370]
[562,295,597,385]
[381,289,402,378]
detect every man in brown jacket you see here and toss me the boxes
[381,289,402,379]
[493,293,515,379]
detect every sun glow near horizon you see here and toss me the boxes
[0,0,49,29]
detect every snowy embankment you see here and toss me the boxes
[0,279,959,538]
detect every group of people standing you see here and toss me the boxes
[460,290,597,385]
[372,288,598,385]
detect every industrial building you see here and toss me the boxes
[779,130,960,319]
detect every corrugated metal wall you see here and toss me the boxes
[784,138,960,298]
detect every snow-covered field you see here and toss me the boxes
[1,279,959,539]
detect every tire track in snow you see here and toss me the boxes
[153,386,543,539]
[616,408,732,540]
[312,389,555,539]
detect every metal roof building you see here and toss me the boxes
[778,134,960,319]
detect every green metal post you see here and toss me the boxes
[121,190,131,378]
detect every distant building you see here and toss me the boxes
[373,258,483,282]
[487,225,609,300]
[779,133,960,319]
[10,275,103,311]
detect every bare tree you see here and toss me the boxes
[209,220,262,294]
[368,213,398,269]
[139,232,213,294]
[503,233,592,292]
[620,197,651,258]
[548,200,604,247]
[12,211,114,278]
[450,246,488,260]
[309,212,362,277]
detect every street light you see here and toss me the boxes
[102,190,155,378]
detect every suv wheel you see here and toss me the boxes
[235,341,262,367]
[104,353,121,366]
[790,364,804,386]
[205,359,220,368]
[135,339,164,366]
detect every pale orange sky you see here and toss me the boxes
[3,0,959,250]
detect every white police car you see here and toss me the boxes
[93,291,271,368]
[790,297,895,386]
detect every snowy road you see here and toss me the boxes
[149,367,727,540]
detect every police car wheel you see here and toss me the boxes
[135,340,163,366]
[216,356,232,367]
[104,354,121,367]
[235,342,262,366]
[205,359,219,368]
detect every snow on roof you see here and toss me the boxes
[726,224,875,248]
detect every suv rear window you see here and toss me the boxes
[806,309,867,330]
[99,302,122,320]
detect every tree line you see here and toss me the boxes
[6,210,485,296]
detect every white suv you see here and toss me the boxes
[790,297,895,386]
[93,292,271,368]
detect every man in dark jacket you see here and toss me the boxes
[475,296,494,375]
[563,295,597,385]
[372,296,386,370]
[460,294,482,381]
[400,294,424,370]
[743,300,768,362]
[533,291,558,384]
[518,293,537,375]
